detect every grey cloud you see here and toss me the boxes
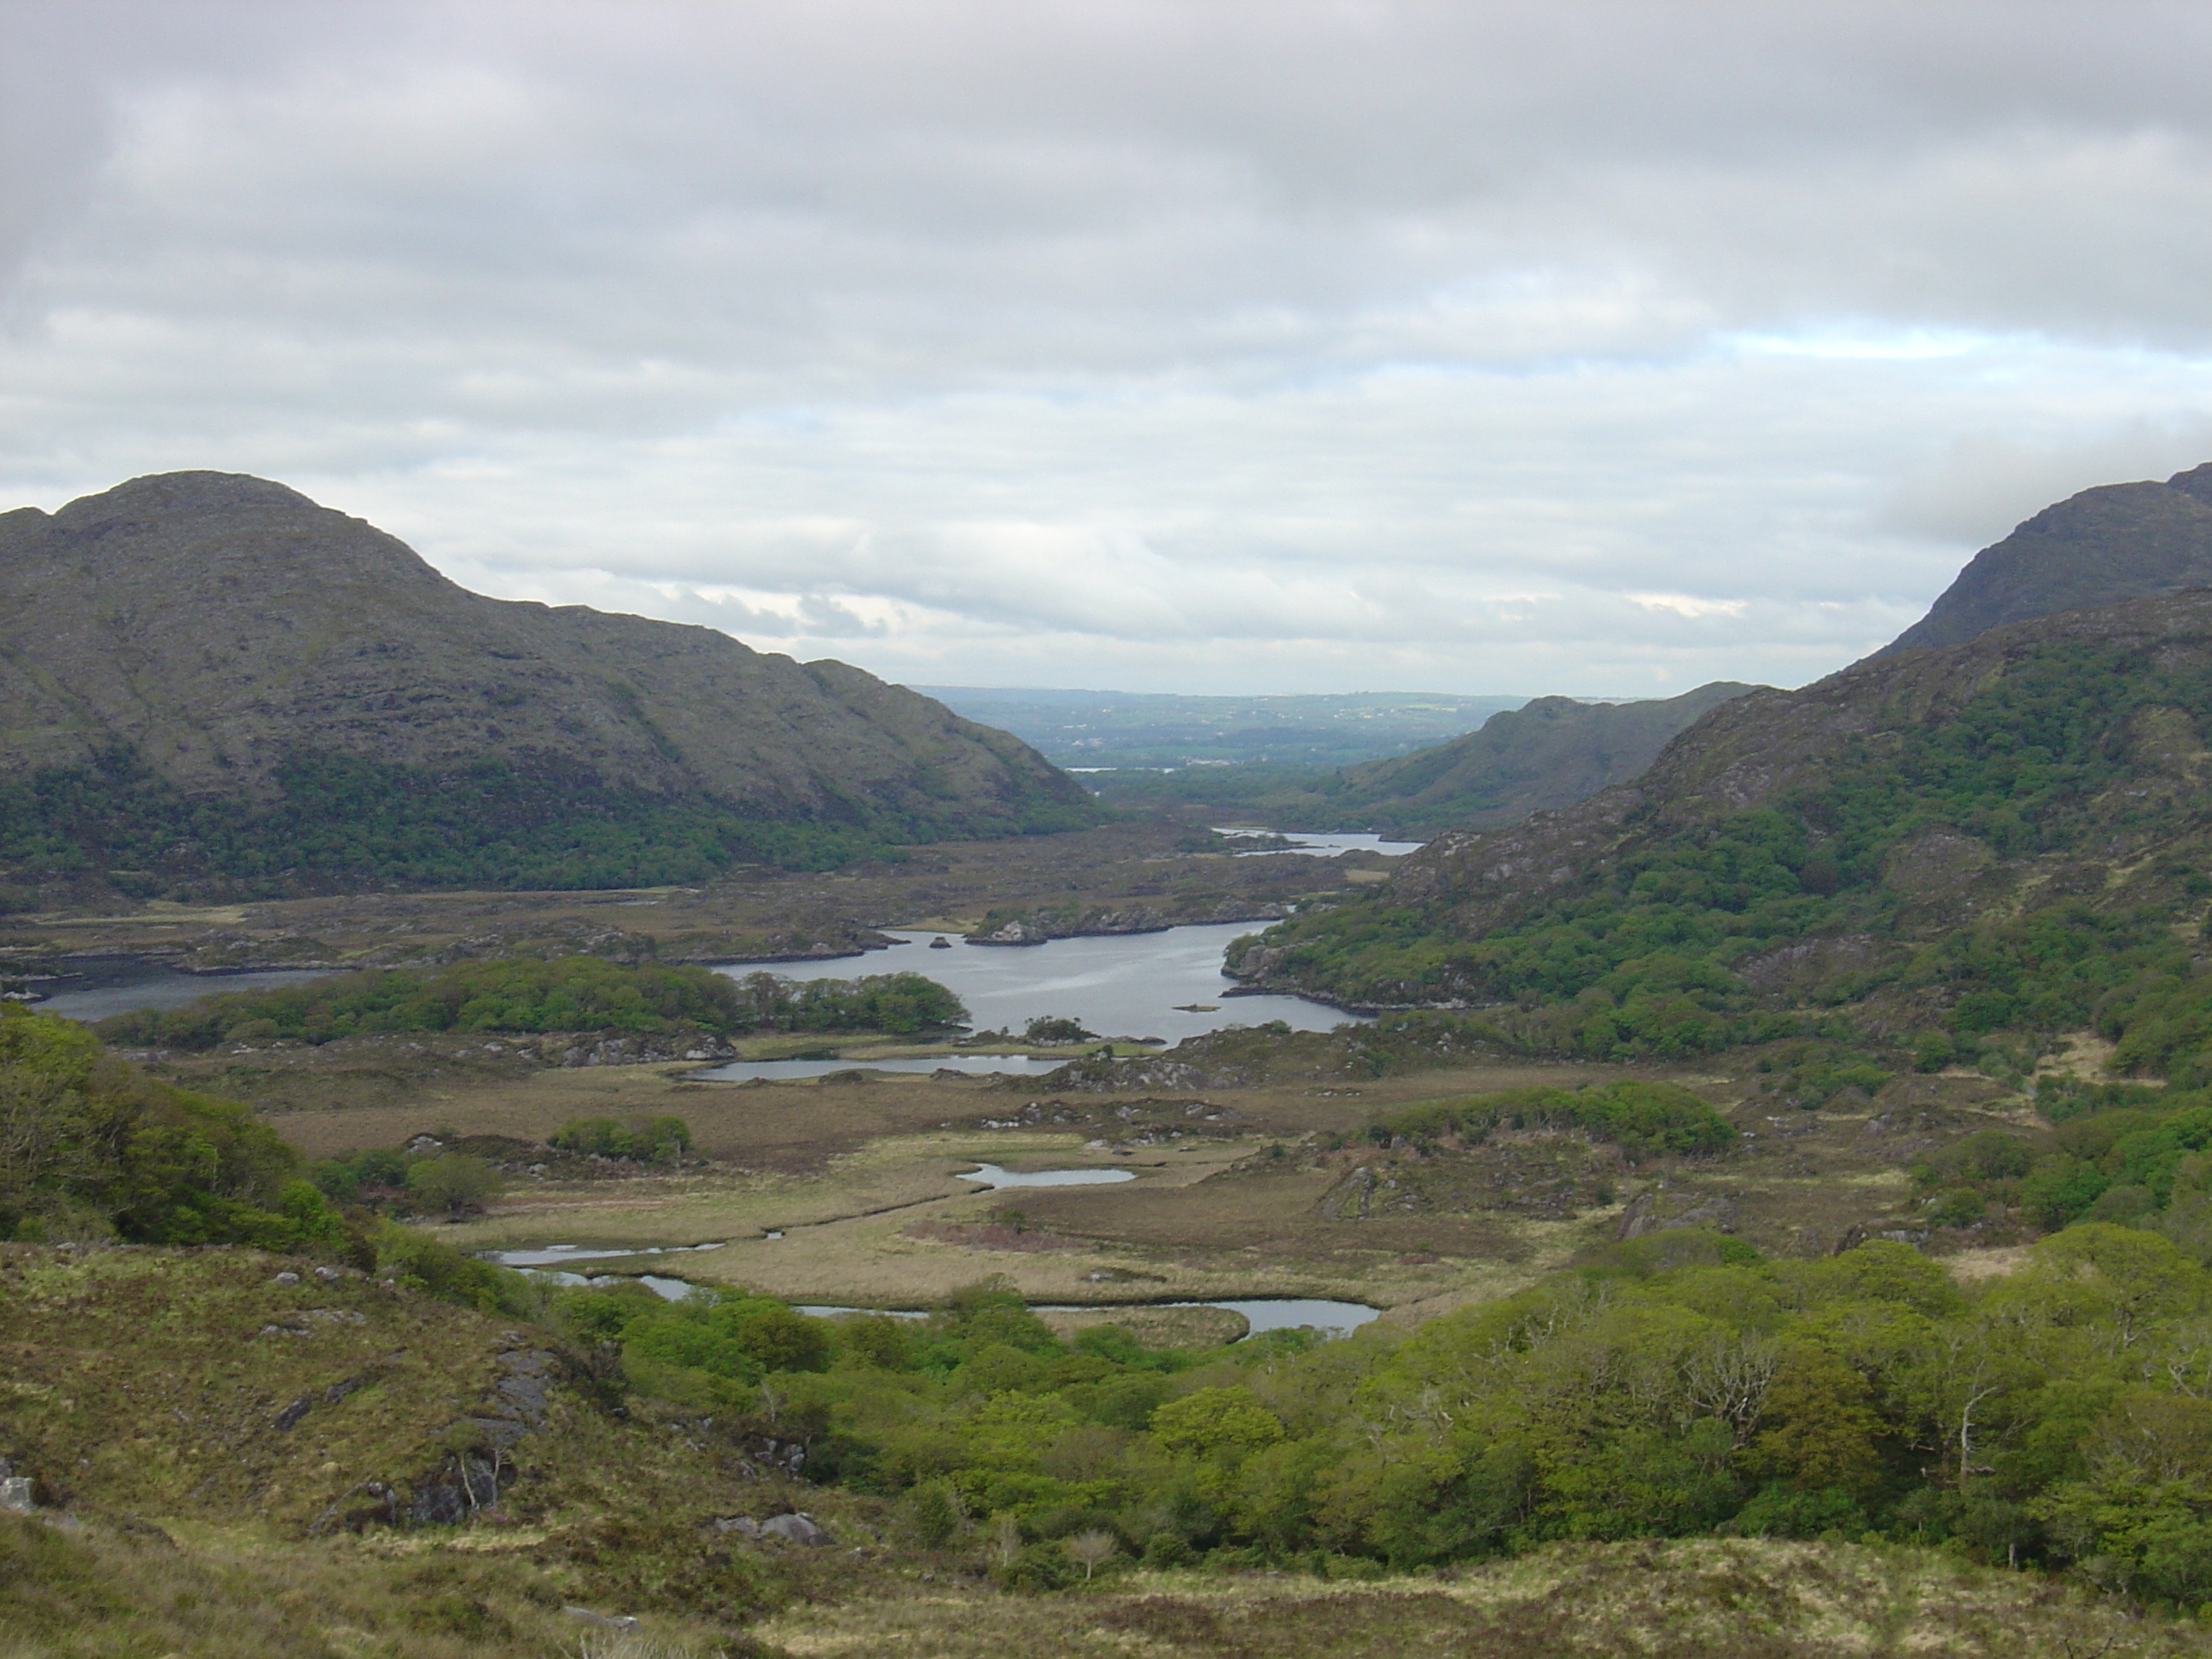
[4,2,2212,693]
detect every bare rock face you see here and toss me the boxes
[0,472,1086,830]
[759,1511,832,1546]
[1879,462,2212,655]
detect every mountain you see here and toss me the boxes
[1229,586,2212,1076]
[1289,682,1758,838]
[0,472,1093,894]
[1880,461,2212,655]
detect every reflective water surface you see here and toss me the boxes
[958,1162,1134,1190]
[714,923,1358,1044]
[38,957,336,1022]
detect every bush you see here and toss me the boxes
[550,1115,693,1163]
[405,1153,501,1220]
[0,1004,356,1254]
[1368,1080,1736,1164]
[372,1221,541,1315]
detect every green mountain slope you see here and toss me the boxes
[1227,589,2212,1072]
[0,473,1093,893]
[1882,461,2212,655]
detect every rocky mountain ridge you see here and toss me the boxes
[0,472,1080,824]
[0,473,1091,892]
[1881,460,2212,655]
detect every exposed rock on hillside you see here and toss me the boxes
[1880,460,2212,654]
[0,472,1091,890]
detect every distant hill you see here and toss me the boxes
[911,686,1525,770]
[1286,682,1758,838]
[0,473,1093,896]
[1881,460,2212,654]
[1073,684,1757,838]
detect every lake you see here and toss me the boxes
[479,1246,1379,1337]
[38,914,1359,1051]
[34,956,336,1022]
[714,922,1358,1044]
[797,1297,1381,1338]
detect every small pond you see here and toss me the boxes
[958,1162,1134,1190]
[691,1052,1068,1082]
[797,1298,1380,1338]
[491,1243,727,1268]
[485,1243,725,1301]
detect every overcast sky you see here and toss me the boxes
[7,1,2212,696]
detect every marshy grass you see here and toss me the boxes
[757,1540,2212,1659]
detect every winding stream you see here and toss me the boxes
[481,1236,1379,1338]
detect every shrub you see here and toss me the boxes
[550,1115,693,1163]
[405,1153,501,1220]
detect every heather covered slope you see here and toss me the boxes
[1228,589,2212,1064]
[0,473,1092,890]
[1881,461,2212,655]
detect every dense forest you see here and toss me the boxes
[92,958,969,1050]
[0,747,1097,899]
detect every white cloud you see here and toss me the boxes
[4,1,2212,693]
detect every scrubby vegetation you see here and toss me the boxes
[1360,1081,1738,1163]
[538,1226,2212,1612]
[551,1115,696,1163]
[24,991,2212,1643]
[0,1002,350,1250]
[93,958,968,1050]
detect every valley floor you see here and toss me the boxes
[236,1033,2040,1318]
